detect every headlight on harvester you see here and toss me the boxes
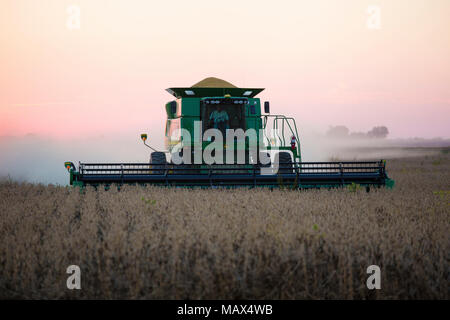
[64,161,75,172]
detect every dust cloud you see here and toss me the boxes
[300,132,448,162]
[0,133,164,185]
[0,131,448,185]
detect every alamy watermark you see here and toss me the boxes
[367,5,381,30]
[168,121,289,175]
[66,5,81,30]
[65,263,380,291]
[366,265,381,289]
[66,265,81,290]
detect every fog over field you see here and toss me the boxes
[0,133,159,185]
[0,131,449,185]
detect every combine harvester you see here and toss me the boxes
[64,78,394,190]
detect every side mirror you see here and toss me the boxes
[264,101,270,113]
[141,133,147,142]
[170,101,177,114]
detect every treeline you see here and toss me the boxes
[326,125,389,139]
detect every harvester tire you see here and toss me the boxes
[258,152,271,167]
[150,152,167,174]
[258,152,271,174]
[170,151,197,174]
[275,152,293,174]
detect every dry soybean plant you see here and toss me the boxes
[0,152,449,299]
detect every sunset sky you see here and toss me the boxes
[1,0,449,143]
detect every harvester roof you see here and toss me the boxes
[166,77,264,98]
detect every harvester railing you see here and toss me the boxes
[262,115,301,160]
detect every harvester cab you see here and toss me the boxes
[65,77,394,189]
[162,77,301,166]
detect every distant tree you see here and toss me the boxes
[326,126,349,138]
[367,126,389,139]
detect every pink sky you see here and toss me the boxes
[1,0,449,142]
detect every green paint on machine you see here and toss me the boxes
[64,78,394,189]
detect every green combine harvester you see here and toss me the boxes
[64,77,394,190]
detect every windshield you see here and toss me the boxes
[201,99,246,134]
